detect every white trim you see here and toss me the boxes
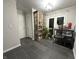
[73,41,76,58]
[73,48,76,58]
[3,44,21,53]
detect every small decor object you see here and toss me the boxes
[68,22,72,29]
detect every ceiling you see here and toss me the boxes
[16,0,76,13]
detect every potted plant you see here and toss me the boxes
[42,26,49,39]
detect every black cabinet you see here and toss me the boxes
[54,29,75,49]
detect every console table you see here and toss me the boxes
[54,29,75,49]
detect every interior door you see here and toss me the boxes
[49,18,54,36]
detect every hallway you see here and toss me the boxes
[4,37,74,59]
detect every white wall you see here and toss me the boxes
[32,8,36,40]
[26,12,33,38]
[44,6,76,29]
[17,9,33,40]
[17,10,26,39]
[3,0,20,52]
[17,9,33,39]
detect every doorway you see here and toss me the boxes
[49,18,54,38]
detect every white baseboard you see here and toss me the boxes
[3,44,21,53]
[73,49,76,58]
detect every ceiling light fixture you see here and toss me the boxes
[42,0,49,7]
[49,0,57,6]
[42,0,58,10]
[45,4,52,10]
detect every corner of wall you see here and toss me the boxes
[3,44,21,53]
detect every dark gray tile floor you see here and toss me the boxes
[3,38,74,59]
